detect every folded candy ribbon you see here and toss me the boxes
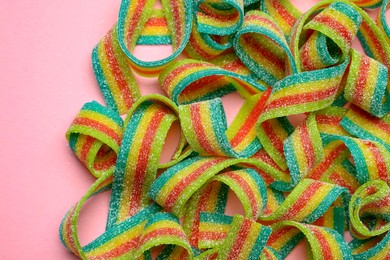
[61,0,390,259]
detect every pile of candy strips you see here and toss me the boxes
[60,0,390,259]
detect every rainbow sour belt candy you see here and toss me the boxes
[60,0,390,259]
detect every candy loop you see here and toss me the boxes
[66,101,124,178]
[213,169,268,219]
[281,114,324,190]
[259,0,302,36]
[134,212,194,259]
[260,178,350,225]
[61,0,390,258]
[179,90,270,158]
[92,27,141,115]
[194,0,245,36]
[183,181,229,248]
[117,0,193,76]
[159,59,267,105]
[341,105,390,150]
[302,2,362,60]
[233,10,297,86]
[268,221,353,259]
[299,31,341,71]
[256,58,349,168]
[349,180,390,239]
[216,214,272,259]
[137,9,172,45]
[59,171,163,259]
[322,134,390,186]
[184,21,233,60]
[107,95,186,227]
[349,231,390,259]
[343,49,390,117]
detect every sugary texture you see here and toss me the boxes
[321,134,390,185]
[179,91,270,158]
[92,27,140,115]
[343,49,390,117]
[349,180,390,239]
[61,0,390,259]
[137,9,172,45]
[107,96,181,226]
[66,101,124,177]
[158,59,266,104]
[233,10,297,86]
[216,215,271,260]
[117,0,193,76]
[283,114,323,190]
[259,179,350,225]
[195,0,245,36]
[259,0,301,36]
[198,213,233,249]
[341,105,390,150]
[134,212,193,259]
[267,221,353,259]
[182,182,228,248]
[213,169,268,219]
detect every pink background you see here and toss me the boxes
[0,0,324,259]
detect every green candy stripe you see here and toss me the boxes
[107,95,184,228]
[66,101,123,178]
[259,178,350,225]
[268,221,353,259]
[216,214,271,260]
[349,180,390,239]
[341,104,390,151]
[322,134,390,185]
[182,181,228,248]
[92,26,140,115]
[134,212,193,259]
[179,91,270,158]
[213,169,268,219]
[117,0,193,75]
[343,49,390,117]
[159,59,267,105]
[195,0,245,36]
[233,10,297,86]
[282,114,323,191]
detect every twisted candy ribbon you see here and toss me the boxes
[61,0,390,259]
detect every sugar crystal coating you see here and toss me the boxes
[60,0,390,259]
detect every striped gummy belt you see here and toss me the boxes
[61,0,390,259]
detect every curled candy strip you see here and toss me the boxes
[233,10,297,86]
[179,90,271,158]
[92,27,140,115]
[344,49,390,117]
[194,0,245,36]
[322,134,390,185]
[216,214,271,259]
[349,180,390,239]
[107,95,185,226]
[66,101,123,178]
[183,181,228,248]
[259,0,301,36]
[267,221,353,260]
[282,114,323,190]
[159,59,266,105]
[341,105,390,150]
[134,212,193,259]
[61,0,390,259]
[137,10,172,45]
[117,0,193,76]
[259,178,350,225]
